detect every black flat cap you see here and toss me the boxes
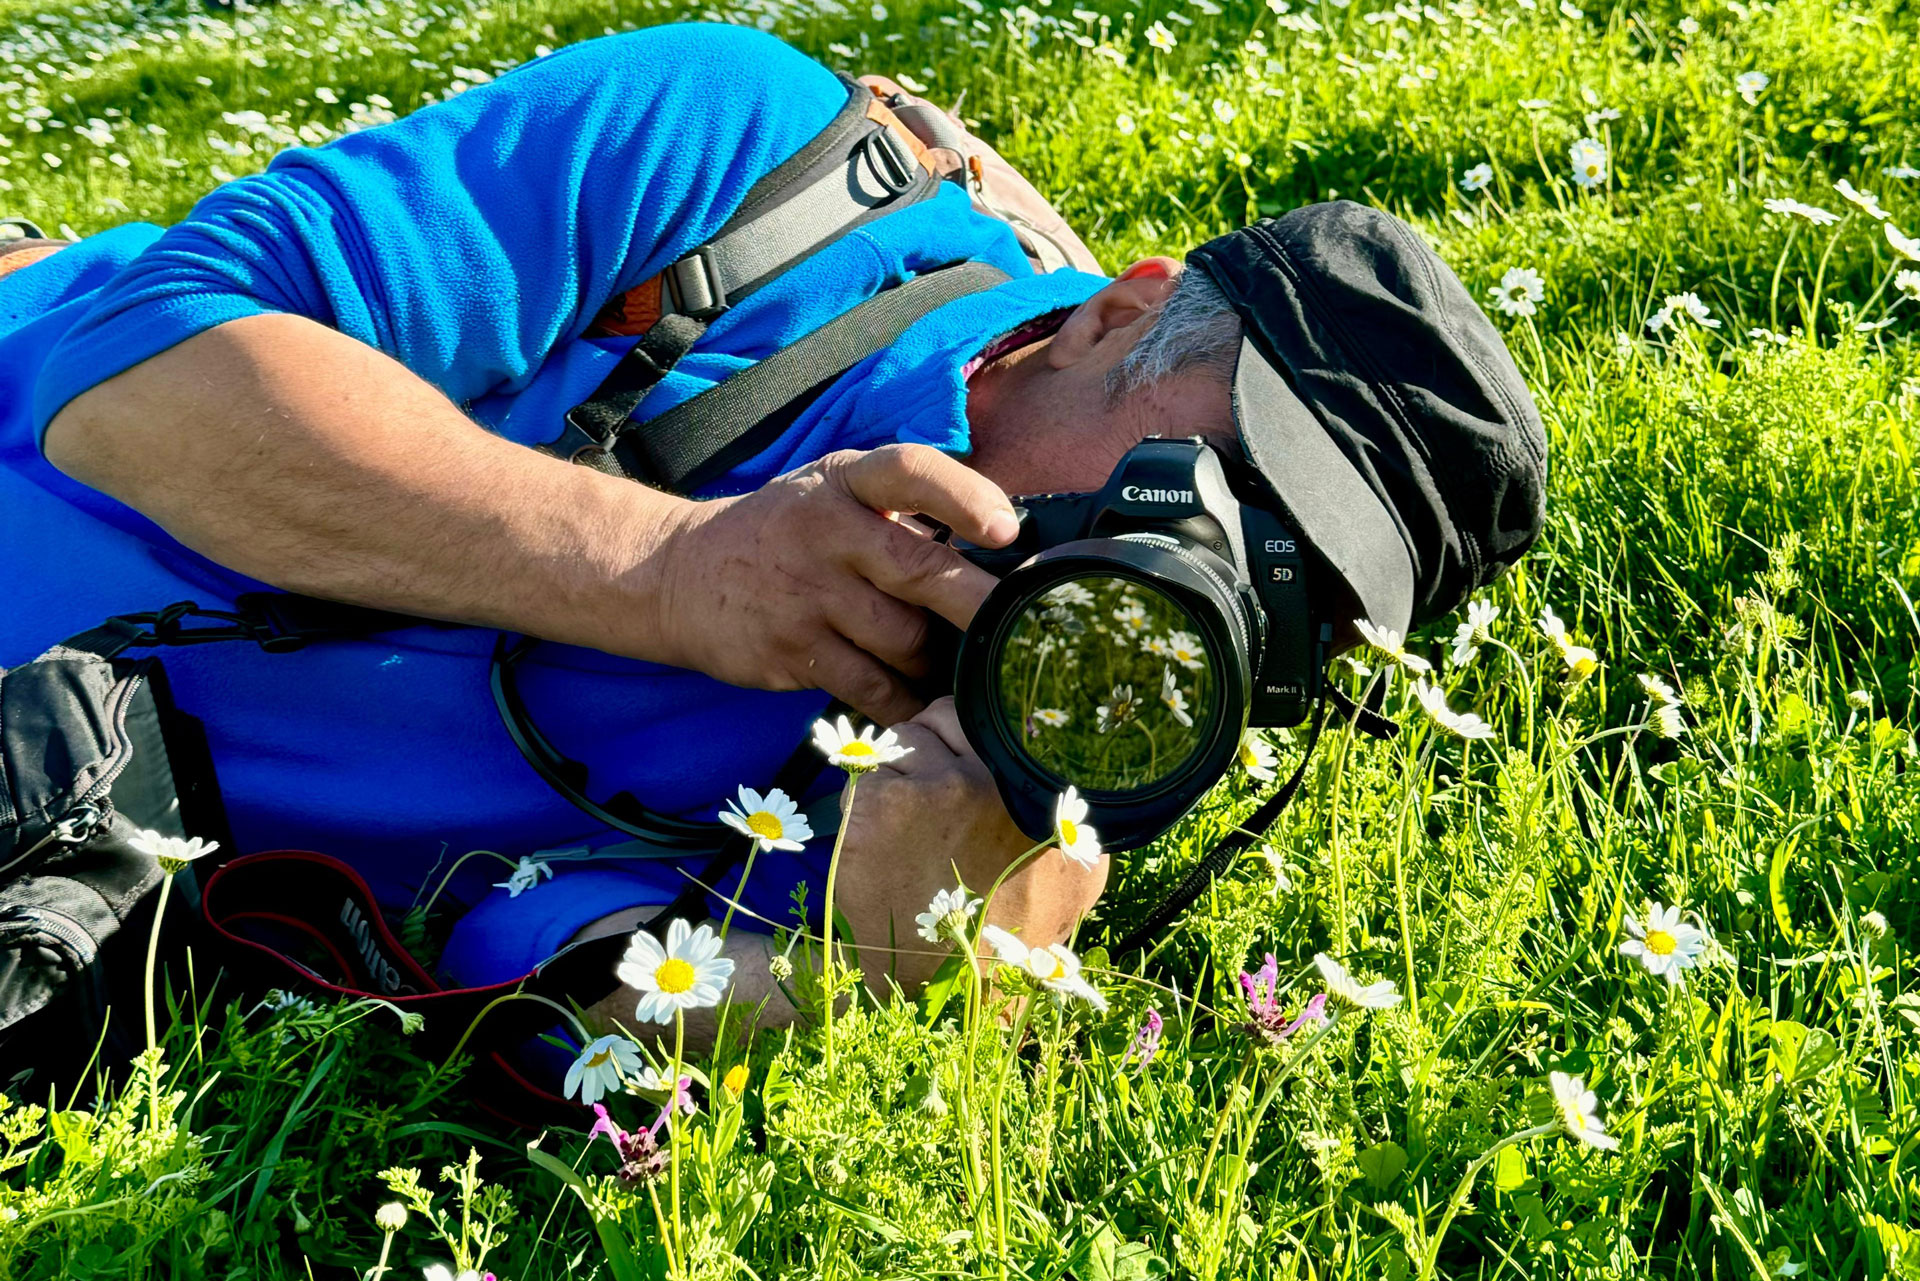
[1187,201,1547,634]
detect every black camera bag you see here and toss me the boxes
[0,611,229,1089]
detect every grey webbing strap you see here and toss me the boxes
[663,126,929,318]
[612,260,1010,493]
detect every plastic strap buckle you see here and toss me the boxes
[663,246,727,320]
[860,128,917,197]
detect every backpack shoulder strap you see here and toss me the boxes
[545,75,943,465]
[603,259,1009,492]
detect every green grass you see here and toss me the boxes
[5,0,1920,1275]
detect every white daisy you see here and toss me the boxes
[719,786,813,852]
[1238,730,1279,783]
[1895,269,1920,303]
[1165,630,1206,671]
[1411,680,1496,740]
[1145,19,1177,50]
[1042,582,1096,610]
[1847,688,1874,710]
[1734,70,1768,103]
[1158,667,1194,728]
[1113,599,1150,634]
[1834,178,1888,220]
[811,715,911,773]
[1636,673,1681,706]
[1450,599,1500,666]
[915,886,982,943]
[1568,136,1608,188]
[1539,607,1601,681]
[1033,708,1071,728]
[1053,787,1104,868]
[1354,618,1433,675]
[493,855,553,899]
[1648,703,1687,739]
[616,918,735,1023]
[1763,197,1840,226]
[1619,901,1708,985]
[1259,843,1295,894]
[1488,266,1545,317]
[1313,953,1403,1012]
[1662,291,1722,329]
[1549,1070,1619,1150]
[1096,684,1140,733]
[1885,223,1920,262]
[374,1203,408,1233]
[564,1034,641,1106]
[981,925,1108,1011]
[1460,161,1493,192]
[129,830,220,875]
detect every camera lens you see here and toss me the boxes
[993,576,1217,793]
[956,537,1252,851]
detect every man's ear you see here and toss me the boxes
[1045,257,1183,370]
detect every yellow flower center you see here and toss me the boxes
[1644,928,1677,956]
[1238,743,1258,767]
[745,811,784,841]
[586,1047,614,1068]
[839,741,876,758]
[655,958,697,994]
[1028,950,1066,982]
[1059,819,1079,846]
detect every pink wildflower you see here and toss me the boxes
[1239,953,1329,1047]
[588,1103,669,1185]
[1128,1009,1164,1067]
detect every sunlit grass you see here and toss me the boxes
[4,0,1919,1275]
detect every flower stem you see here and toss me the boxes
[370,1229,396,1281]
[990,993,1037,1274]
[142,871,176,1129]
[1417,1124,1557,1279]
[821,774,859,1072]
[716,837,762,942]
[669,1010,685,1262]
[974,837,1054,937]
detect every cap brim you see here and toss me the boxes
[1231,336,1416,636]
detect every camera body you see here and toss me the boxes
[943,438,1331,850]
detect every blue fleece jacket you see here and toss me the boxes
[0,23,1106,985]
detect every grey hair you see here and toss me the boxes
[1103,265,1243,408]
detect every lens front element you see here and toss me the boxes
[993,576,1218,793]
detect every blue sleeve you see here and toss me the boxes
[31,24,848,444]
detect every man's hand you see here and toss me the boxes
[653,445,1019,725]
[831,697,1107,991]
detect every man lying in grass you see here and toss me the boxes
[1,23,1542,1063]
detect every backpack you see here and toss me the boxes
[0,71,1099,1121]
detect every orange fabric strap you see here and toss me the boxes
[0,243,65,283]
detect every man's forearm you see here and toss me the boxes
[43,312,693,659]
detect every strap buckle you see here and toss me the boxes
[858,128,917,198]
[663,246,727,320]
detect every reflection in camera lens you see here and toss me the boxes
[995,576,1216,793]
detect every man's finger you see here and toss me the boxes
[827,583,934,681]
[906,696,973,757]
[848,515,1001,629]
[809,639,925,726]
[880,718,962,769]
[835,444,1019,549]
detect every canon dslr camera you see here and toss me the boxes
[942,437,1332,851]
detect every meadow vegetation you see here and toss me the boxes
[3,0,1919,1274]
